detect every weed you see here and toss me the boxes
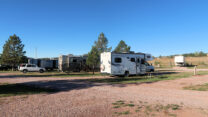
[113,106,121,108]
[126,104,135,107]
[171,104,180,110]
[123,111,130,115]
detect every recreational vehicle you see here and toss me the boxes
[58,54,84,72]
[174,56,185,67]
[100,52,153,76]
[28,58,58,70]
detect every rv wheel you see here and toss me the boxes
[124,71,129,77]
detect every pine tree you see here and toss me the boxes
[86,46,100,74]
[113,40,131,53]
[94,32,112,54]
[1,34,26,70]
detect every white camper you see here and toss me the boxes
[174,56,185,66]
[100,52,153,76]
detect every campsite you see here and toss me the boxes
[1,0,208,117]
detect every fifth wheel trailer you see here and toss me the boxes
[58,54,85,72]
[100,52,153,76]
[28,58,58,70]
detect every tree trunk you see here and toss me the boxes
[12,64,14,71]
[93,65,95,75]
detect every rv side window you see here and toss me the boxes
[130,58,135,62]
[141,59,145,64]
[73,59,77,63]
[115,58,122,63]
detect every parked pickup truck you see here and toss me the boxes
[19,64,46,73]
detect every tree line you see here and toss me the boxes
[0,33,131,72]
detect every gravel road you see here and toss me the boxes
[1,73,208,117]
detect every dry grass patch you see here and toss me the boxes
[112,100,183,116]
[184,83,208,91]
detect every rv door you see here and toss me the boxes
[136,58,146,75]
[140,58,146,74]
[136,58,141,75]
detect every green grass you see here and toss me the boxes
[0,71,20,73]
[0,71,106,77]
[184,83,208,91]
[0,83,56,97]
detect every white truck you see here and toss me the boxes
[100,52,153,76]
[174,56,185,67]
[19,64,46,73]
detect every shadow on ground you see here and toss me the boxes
[0,70,179,97]
[20,73,177,92]
[0,83,56,97]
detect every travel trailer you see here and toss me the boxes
[174,56,185,67]
[58,54,85,72]
[28,58,58,70]
[100,52,153,76]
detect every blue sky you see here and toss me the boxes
[0,0,208,58]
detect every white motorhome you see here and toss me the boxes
[100,52,153,76]
[174,56,185,66]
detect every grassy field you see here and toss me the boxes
[150,56,208,68]
[0,83,56,97]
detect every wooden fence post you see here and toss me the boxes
[194,66,197,75]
